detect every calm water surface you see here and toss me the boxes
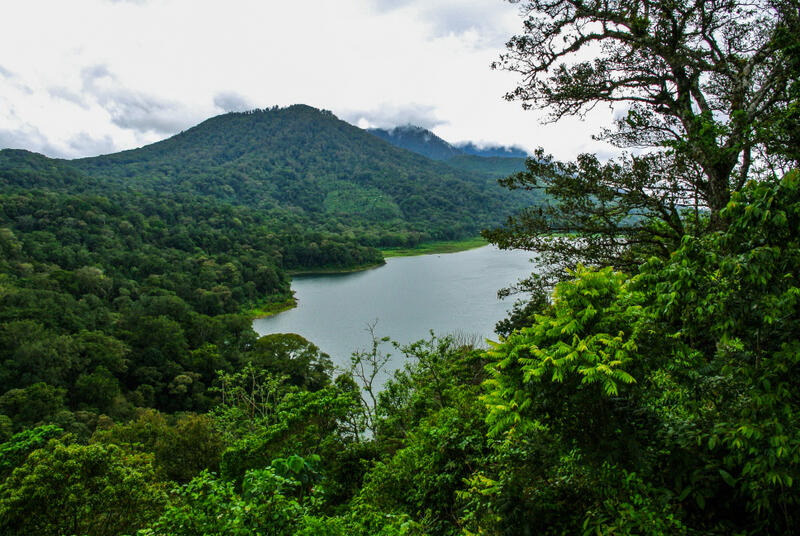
[253,245,539,377]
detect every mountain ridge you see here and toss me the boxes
[66,104,543,243]
[367,124,528,161]
[367,125,463,161]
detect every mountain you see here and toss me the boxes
[453,141,528,158]
[71,105,541,243]
[444,154,528,179]
[0,148,105,192]
[0,105,544,425]
[364,124,529,182]
[367,125,462,161]
[366,125,529,162]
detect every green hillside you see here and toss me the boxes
[444,154,527,178]
[365,124,530,180]
[0,146,384,426]
[0,109,545,440]
[72,105,542,243]
[368,125,463,161]
[0,113,541,438]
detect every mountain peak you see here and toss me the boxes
[453,141,528,159]
[367,125,528,161]
[367,125,462,161]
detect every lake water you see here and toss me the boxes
[253,245,539,379]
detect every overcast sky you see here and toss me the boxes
[0,0,616,160]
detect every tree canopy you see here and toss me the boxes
[1,5,799,533]
[486,0,800,273]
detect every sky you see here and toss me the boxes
[0,0,617,160]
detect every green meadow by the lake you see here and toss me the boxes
[381,236,488,257]
[246,296,297,319]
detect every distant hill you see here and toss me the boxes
[0,106,547,434]
[366,125,529,162]
[367,125,462,161]
[367,125,528,162]
[0,149,106,192]
[71,105,543,242]
[444,154,527,178]
[453,141,528,158]
[364,123,529,186]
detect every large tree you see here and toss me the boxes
[486,0,800,274]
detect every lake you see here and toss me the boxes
[253,245,540,380]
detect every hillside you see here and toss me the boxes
[367,125,462,161]
[454,141,527,158]
[0,146,385,428]
[0,149,107,192]
[444,154,527,178]
[367,124,529,162]
[365,124,529,182]
[72,105,540,243]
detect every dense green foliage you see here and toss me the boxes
[0,438,166,536]
[478,172,800,534]
[2,162,799,534]
[486,0,800,277]
[1,16,798,530]
[0,147,381,433]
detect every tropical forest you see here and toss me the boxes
[0,0,799,534]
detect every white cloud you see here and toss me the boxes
[368,0,520,47]
[340,103,444,130]
[80,64,197,134]
[67,132,118,156]
[0,124,61,157]
[0,0,615,160]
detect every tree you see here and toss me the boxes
[0,439,166,536]
[0,383,67,432]
[0,425,63,480]
[477,172,800,533]
[349,322,393,438]
[487,0,800,273]
[91,410,224,483]
[250,333,333,391]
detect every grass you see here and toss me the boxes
[246,296,297,318]
[288,260,386,276]
[381,236,488,258]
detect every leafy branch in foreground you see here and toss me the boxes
[488,0,800,275]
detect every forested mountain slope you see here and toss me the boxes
[366,124,528,179]
[444,154,527,178]
[368,125,463,161]
[368,124,528,161]
[0,148,384,433]
[367,125,542,183]
[71,105,542,242]
[0,106,545,436]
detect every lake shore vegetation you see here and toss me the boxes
[381,236,488,257]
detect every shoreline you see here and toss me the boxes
[250,238,490,319]
[246,296,297,319]
[381,236,487,258]
[287,259,387,276]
